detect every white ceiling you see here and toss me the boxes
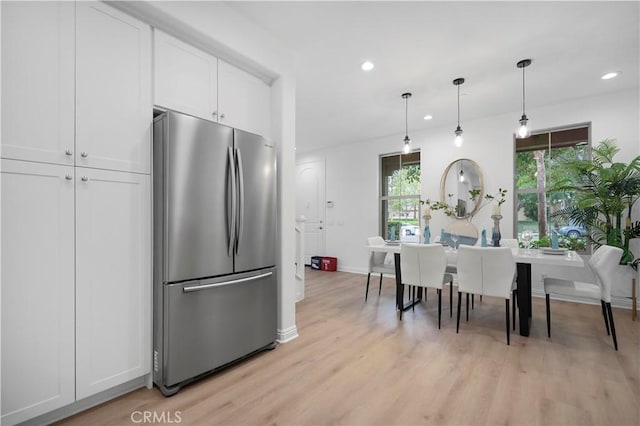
[225,1,639,153]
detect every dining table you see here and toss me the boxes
[366,243,585,336]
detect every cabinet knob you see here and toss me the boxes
[81,176,89,182]
[65,174,73,180]
[220,113,226,120]
[212,111,217,117]
[65,149,73,156]
[80,152,88,158]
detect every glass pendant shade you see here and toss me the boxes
[454,125,464,147]
[403,136,411,154]
[516,59,532,139]
[518,114,531,138]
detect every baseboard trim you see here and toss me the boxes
[22,376,148,426]
[277,325,299,343]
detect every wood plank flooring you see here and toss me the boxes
[58,269,640,425]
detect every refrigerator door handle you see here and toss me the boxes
[227,147,237,257]
[235,148,245,255]
[182,272,273,293]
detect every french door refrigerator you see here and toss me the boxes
[153,110,277,396]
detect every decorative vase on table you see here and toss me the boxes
[490,204,502,247]
[423,207,431,244]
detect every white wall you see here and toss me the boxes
[297,89,639,301]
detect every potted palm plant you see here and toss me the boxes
[550,139,640,263]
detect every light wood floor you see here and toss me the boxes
[59,269,640,425]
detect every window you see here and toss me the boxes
[380,151,421,242]
[514,124,590,249]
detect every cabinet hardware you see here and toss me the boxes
[65,149,73,156]
[212,111,217,117]
[80,152,88,158]
[65,174,73,180]
[220,113,226,120]
[81,176,89,182]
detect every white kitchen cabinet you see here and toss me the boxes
[218,59,271,138]
[76,1,152,174]
[154,29,218,121]
[75,168,151,399]
[1,1,75,165]
[1,160,76,425]
[153,31,271,137]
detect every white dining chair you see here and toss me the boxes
[400,244,454,327]
[543,244,623,350]
[456,246,517,345]
[365,236,395,302]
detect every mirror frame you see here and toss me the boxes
[439,158,484,219]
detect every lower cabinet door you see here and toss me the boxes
[75,168,151,399]
[1,160,75,425]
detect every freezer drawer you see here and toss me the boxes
[162,268,277,387]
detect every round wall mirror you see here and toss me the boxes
[440,158,484,219]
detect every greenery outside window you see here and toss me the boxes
[380,151,421,242]
[515,125,590,250]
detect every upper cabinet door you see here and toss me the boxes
[76,2,152,174]
[154,30,218,121]
[218,60,271,138]
[1,1,75,165]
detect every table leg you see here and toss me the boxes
[394,252,422,312]
[516,262,532,336]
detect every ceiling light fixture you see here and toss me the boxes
[601,71,619,80]
[402,92,412,154]
[516,59,532,139]
[459,169,465,182]
[423,114,433,121]
[453,78,465,147]
[361,61,374,71]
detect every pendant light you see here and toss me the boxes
[402,92,412,154]
[516,59,532,139]
[453,78,465,147]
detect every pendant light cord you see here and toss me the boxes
[522,65,526,115]
[405,96,409,138]
[457,83,461,127]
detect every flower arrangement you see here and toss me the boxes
[421,188,507,219]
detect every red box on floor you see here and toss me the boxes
[320,256,337,271]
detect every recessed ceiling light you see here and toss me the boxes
[423,115,433,120]
[361,61,374,71]
[601,72,619,80]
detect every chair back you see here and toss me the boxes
[481,247,515,299]
[456,246,484,295]
[368,236,387,267]
[416,244,448,290]
[400,243,421,286]
[589,245,623,302]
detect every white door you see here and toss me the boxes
[75,168,151,399]
[1,1,75,166]
[296,160,325,265]
[75,1,151,174]
[218,60,271,137]
[154,29,218,121]
[1,160,75,425]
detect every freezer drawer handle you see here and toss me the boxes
[182,272,273,293]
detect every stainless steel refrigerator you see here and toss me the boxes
[152,110,277,396]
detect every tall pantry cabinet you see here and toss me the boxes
[1,2,152,425]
